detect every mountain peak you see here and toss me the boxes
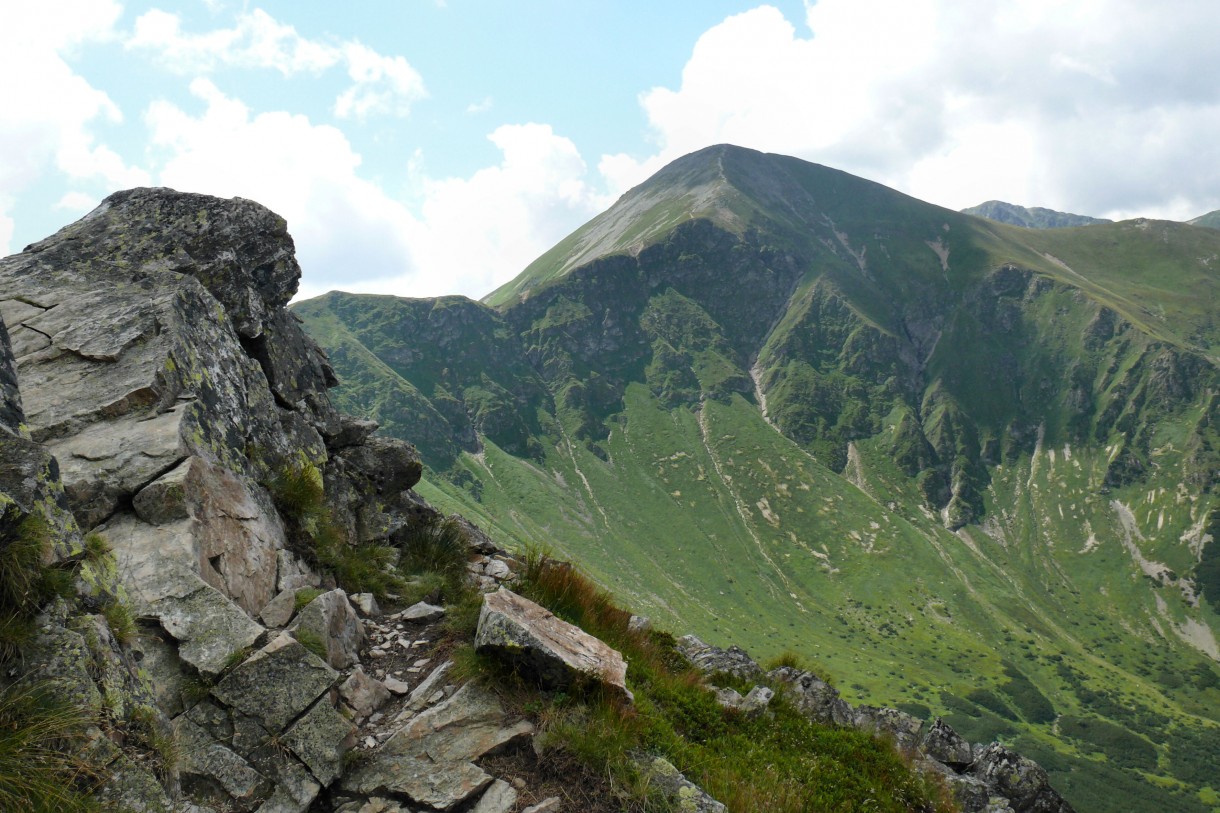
[962,199,1111,229]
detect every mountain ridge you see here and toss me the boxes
[298,145,1220,813]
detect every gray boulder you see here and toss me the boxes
[638,755,727,813]
[475,587,631,702]
[677,634,763,681]
[922,717,974,768]
[289,588,365,669]
[283,694,357,786]
[970,743,1075,812]
[342,682,534,809]
[767,666,855,726]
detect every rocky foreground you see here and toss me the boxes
[0,188,1072,812]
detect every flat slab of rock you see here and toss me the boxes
[402,601,445,623]
[284,695,357,786]
[212,632,338,732]
[342,682,533,809]
[475,587,631,702]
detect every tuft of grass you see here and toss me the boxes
[764,651,806,672]
[0,515,78,662]
[292,588,325,612]
[293,628,328,662]
[101,600,137,646]
[268,458,326,525]
[397,514,471,592]
[127,704,178,783]
[313,520,403,599]
[81,533,111,564]
[0,682,103,812]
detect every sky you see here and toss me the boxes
[3,1,1220,303]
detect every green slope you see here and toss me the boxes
[298,145,1220,813]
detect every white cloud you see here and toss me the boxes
[128,8,339,75]
[408,124,610,298]
[334,42,427,120]
[142,83,600,301]
[603,0,1220,219]
[0,0,148,252]
[466,96,494,114]
[55,191,101,213]
[129,8,426,120]
[146,79,420,297]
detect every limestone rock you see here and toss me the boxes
[289,588,364,669]
[94,754,176,813]
[350,592,381,616]
[475,587,631,702]
[402,600,445,623]
[638,756,726,813]
[522,799,563,813]
[176,715,273,808]
[211,632,338,732]
[970,743,1075,812]
[342,682,533,808]
[340,667,391,719]
[854,705,924,751]
[922,717,974,768]
[677,634,763,681]
[715,685,774,717]
[0,312,24,434]
[260,588,301,628]
[49,407,185,531]
[471,779,518,813]
[767,666,855,726]
[284,695,357,786]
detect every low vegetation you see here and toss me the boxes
[0,676,102,812]
[495,552,956,813]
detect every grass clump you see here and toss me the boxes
[293,588,326,612]
[100,599,137,646]
[0,515,78,662]
[515,554,955,813]
[269,459,404,600]
[294,629,328,662]
[0,682,103,812]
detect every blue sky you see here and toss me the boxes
[4,1,1220,302]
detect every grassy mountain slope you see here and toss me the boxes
[297,145,1220,813]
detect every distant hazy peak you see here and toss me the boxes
[1188,209,1220,230]
[962,200,1111,229]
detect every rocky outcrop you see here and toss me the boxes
[475,587,632,702]
[685,639,1075,813]
[0,188,430,812]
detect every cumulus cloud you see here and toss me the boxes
[142,82,603,300]
[409,124,610,298]
[129,8,426,118]
[334,42,427,120]
[0,0,149,254]
[603,0,1220,219]
[145,79,420,298]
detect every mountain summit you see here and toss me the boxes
[298,145,1220,813]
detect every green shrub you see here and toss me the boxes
[268,459,326,525]
[397,514,470,589]
[0,682,102,812]
[101,600,137,646]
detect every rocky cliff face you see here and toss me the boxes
[0,188,430,812]
[0,188,1077,813]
